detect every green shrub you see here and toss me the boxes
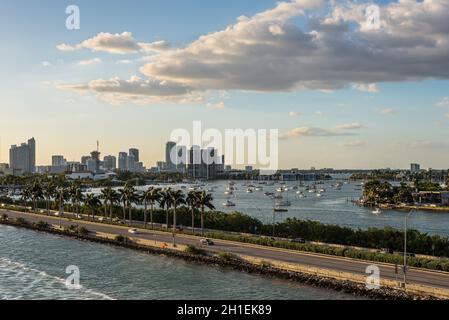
[115,234,131,244]
[33,221,50,230]
[217,251,239,261]
[15,217,29,226]
[184,245,207,256]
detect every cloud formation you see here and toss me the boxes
[57,0,449,105]
[280,126,358,140]
[140,0,449,92]
[57,76,199,105]
[57,32,171,54]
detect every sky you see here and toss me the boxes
[0,0,449,170]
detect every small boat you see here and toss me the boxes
[316,193,323,198]
[273,194,283,200]
[255,187,263,191]
[247,188,254,193]
[224,191,233,196]
[274,207,288,213]
[276,188,285,193]
[223,200,236,207]
[265,192,275,197]
[372,208,382,215]
[275,200,291,207]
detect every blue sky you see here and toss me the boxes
[0,0,448,169]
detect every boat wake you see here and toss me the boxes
[0,257,115,300]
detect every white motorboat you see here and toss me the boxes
[223,200,236,207]
[372,208,382,215]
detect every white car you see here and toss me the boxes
[128,228,138,235]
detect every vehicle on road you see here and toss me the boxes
[290,238,306,244]
[128,228,138,234]
[200,238,214,246]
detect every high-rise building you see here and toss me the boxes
[52,155,66,167]
[128,154,136,172]
[118,152,128,171]
[9,138,36,174]
[411,163,421,173]
[90,151,101,173]
[129,148,139,163]
[187,146,221,180]
[103,155,117,171]
[81,156,91,165]
[165,141,177,171]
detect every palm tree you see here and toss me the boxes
[29,180,44,213]
[118,187,128,221]
[55,187,69,216]
[101,187,119,223]
[186,191,200,234]
[124,185,139,227]
[159,188,173,229]
[196,191,215,236]
[85,193,101,221]
[21,184,32,208]
[142,187,161,229]
[43,181,57,215]
[170,189,185,236]
[68,182,82,216]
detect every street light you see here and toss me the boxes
[403,210,414,288]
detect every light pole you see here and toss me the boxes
[403,210,414,288]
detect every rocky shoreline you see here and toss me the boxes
[0,218,437,300]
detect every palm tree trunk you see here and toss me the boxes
[144,201,148,229]
[173,205,177,233]
[128,206,132,227]
[122,203,126,221]
[166,208,169,228]
[109,203,113,223]
[191,208,195,234]
[201,206,205,236]
[150,203,154,230]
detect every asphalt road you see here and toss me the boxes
[3,209,449,292]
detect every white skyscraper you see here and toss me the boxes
[9,138,36,174]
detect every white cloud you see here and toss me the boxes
[139,0,449,93]
[335,122,365,130]
[57,32,171,55]
[41,61,51,67]
[116,59,134,65]
[77,58,102,66]
[289,111,300,117]
[353,83,379,93]
[379,108,396,115]
[207,101,226,110]
[280,126,357,140]
[57,76,200,105]
[314,111,325,116]
[436,97,449,108]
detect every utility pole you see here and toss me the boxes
[403,210,414,288]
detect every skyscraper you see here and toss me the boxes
[129,148,139,163]
[165,141,177,171]
[9,138,36,174]
[103,155,117,171]
[52,155,66,167]
[90,150,101,173]
[118,152,128,171]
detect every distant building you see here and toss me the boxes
[52,155,66,167]
[103,155,117,171]
[81,156,91,165]
[9,138,36,174]
[411,163,421,173]
[129,148,139,163]
[165,141,177,171]
[118,152,128,171]
[187,146,222,180]
[245,166,253,172]
[90,151,101,173]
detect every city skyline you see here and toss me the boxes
[1,0,449,169]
